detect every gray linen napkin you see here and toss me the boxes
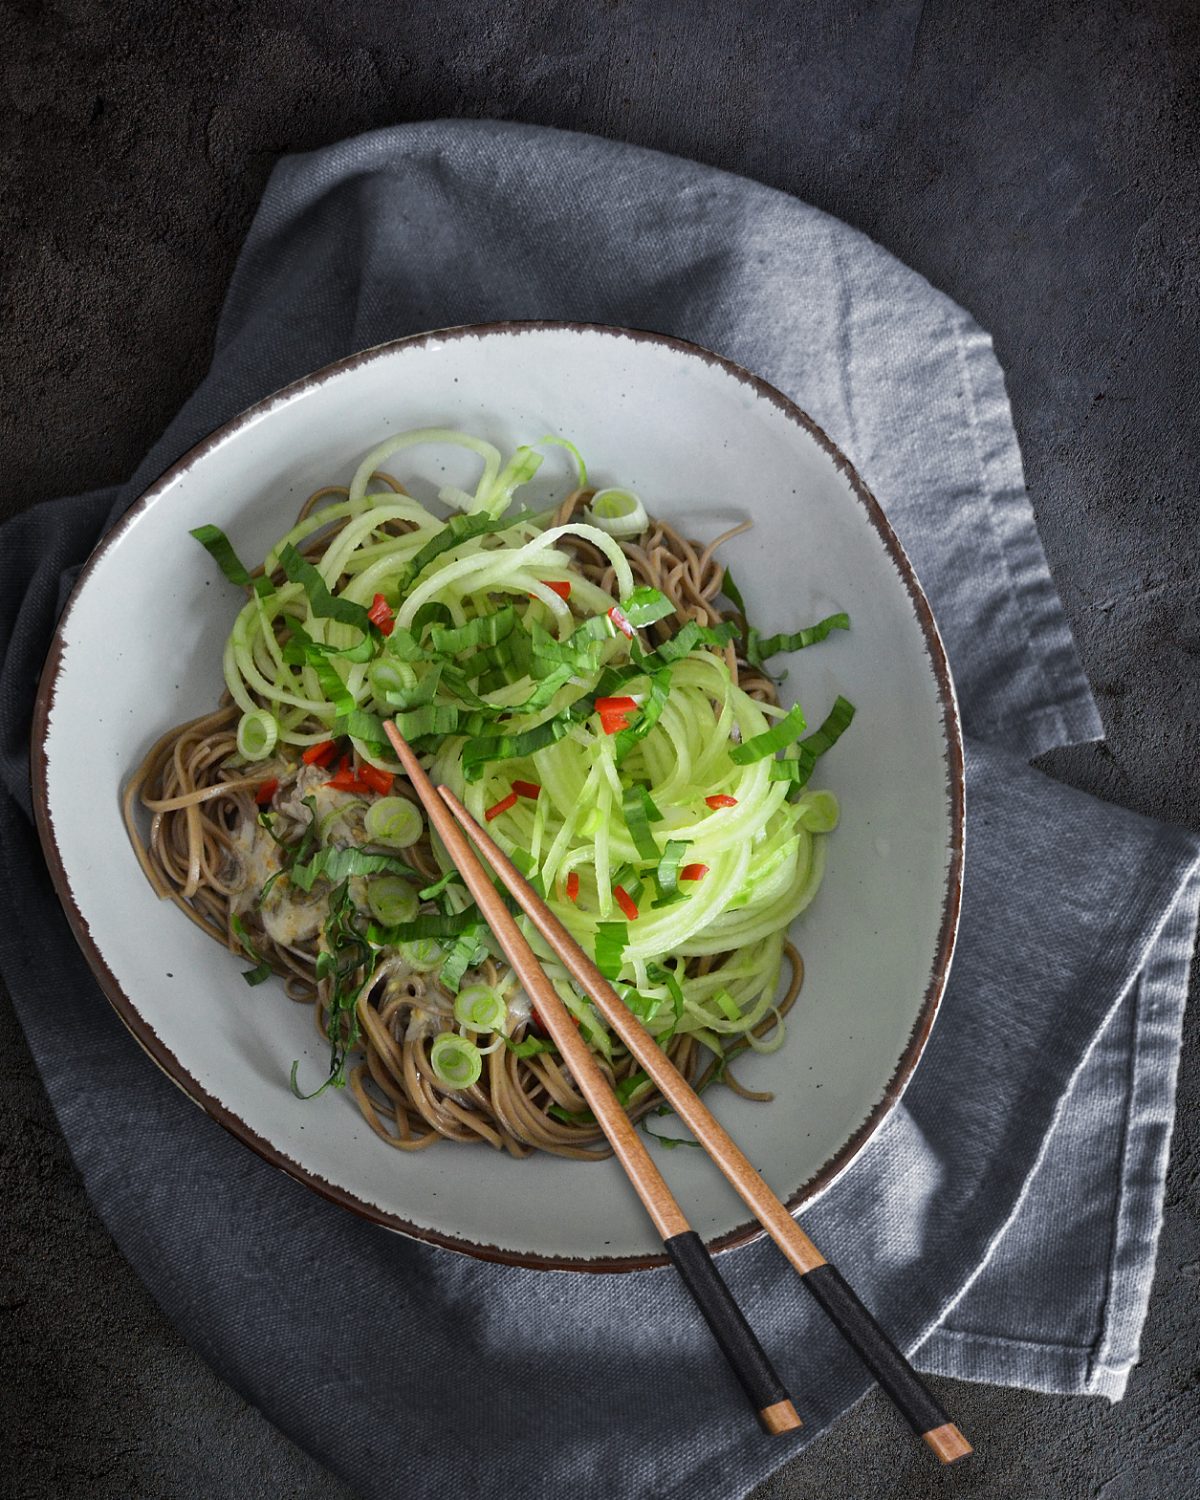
[2,122,1197,1498]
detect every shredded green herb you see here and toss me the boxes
[729,702,807,764]
[594,921,629,980]
[769,696,857,791]
[438,919,490,993]
[190,524,275,598]
[289,878,376,1098]
[288,846,420,894]
[366,906,483,947]
[746,612,850,670]
[720,566,747,617]
[652,839,691,905]
[620,586,675,627]
[622,783,663,862]
[230,914,273,986]
[505,1035,559,1059]
[282,617,375,666]
[278,542,373,632]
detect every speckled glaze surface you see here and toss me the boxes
[32,323,963,1269]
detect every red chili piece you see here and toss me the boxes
[358,764,394,796]
[326,752,369,793]
[705,794,738,809]
[302,740,337,767]
[565,871,580,903]
[367,593,396,636]
[680,863,709,882]
[255,778,279,806]
[595,695,637,735]
[485,791,519,822]
[544,580,572,600]
[613,885,639,921]
[326,766,364,793]
[607,605,635,639]
[511,779,542,801]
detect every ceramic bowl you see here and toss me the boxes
[33,323,963,1269]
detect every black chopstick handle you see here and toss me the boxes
[800,1264,971,1462]
[664,1231,802,1435]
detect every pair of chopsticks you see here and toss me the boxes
[385,722,971,1462]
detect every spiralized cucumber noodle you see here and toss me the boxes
[123,430,853,1160]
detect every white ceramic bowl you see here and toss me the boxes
[33,323,963,1270]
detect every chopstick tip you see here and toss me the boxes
[437,783,469,816]
[760,1399,803,1435]
[923,1422,973,1463]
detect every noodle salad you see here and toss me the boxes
[124,429,854,1159]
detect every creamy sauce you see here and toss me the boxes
[506,989,533,1029]
[404,1007,441,1041]
[230,819,281,910]
[230,816,324,947]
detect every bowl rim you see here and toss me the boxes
[31,320,965,1272]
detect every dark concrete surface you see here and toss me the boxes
[2,1,1198,1496]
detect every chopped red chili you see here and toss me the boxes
[705,794,738,809]
[325,752,369,793]
[607,605,635,639]
[511,779,542,801]
[367,593,395,636]
[680,863,709,882]
[596,695,637,735]
[255,778,279,806]
[613,885,639,921]
[358,764,394,796]
[544,580,572,600]
[302,739,337,767]
[565,871,580,903]
[485,791,519,822]
[326,766,365,793]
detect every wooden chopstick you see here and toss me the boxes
[437,783,973,1467]
[383,722,801,1436]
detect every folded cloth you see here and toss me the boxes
[2,122,1196,1499]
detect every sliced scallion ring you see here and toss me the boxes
[585,487,648,538]
[364,796,424,848]
[430,1033,483,1088]
[367,876,419,927]
[368,657,417,704]
[398,937,443,971]
[236,709,278,761]
[453,984,507,1033]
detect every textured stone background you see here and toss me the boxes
[2,1,1198,1496]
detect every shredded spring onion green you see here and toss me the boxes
[586,487,648,537]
